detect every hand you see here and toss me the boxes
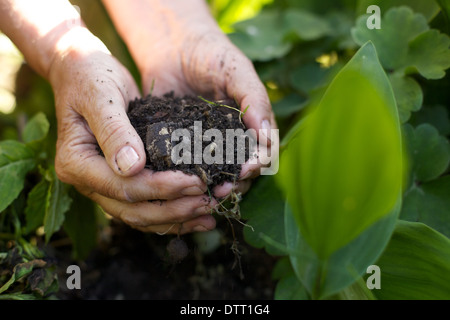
[49,28,218,234]
[102,0,278,198]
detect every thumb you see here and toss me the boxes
[84,86,145,177]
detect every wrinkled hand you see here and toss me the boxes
[138,29,278,198]
[49,29,217,234]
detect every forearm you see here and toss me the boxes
[101,0,223,76]
[0,0,106,79]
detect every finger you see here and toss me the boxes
[55,113,208,202]
[89,192,218,229]
[79,67,145,177]
[239,136,280,180]
[212,179,252,199]
[136,215,217,235]
[222,49,278,138]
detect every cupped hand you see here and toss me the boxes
[139,30,278,198]
[48,28,217,234]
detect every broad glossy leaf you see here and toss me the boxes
[372,220,450,299]
[0,140,35,213]
[403,123,450,183]
[285,198,400,299]
[401,176,450,238]
[23,112,50,144]
[279,42,404,258]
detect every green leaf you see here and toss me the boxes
[285,198,400,299]
[63,190,98,260]
[240,175,285,255]
[43,167,73,243]
[0,140,35,213]
[279,42,404,258]
[406,29,450,79]
[401,176,450,238]
[372,220,450,299]
[410,105,450,136]
[24,179,50,234]
[272,93,307,118]
[229,10,292,61]
[352,7,450,79]
[283,9,331,41]
[389,75,423,123]
[356,0,440,21]
[404,123,450,183]
[23,112,50,144]
[352,7,429,71]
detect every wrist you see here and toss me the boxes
[48,27,111,89]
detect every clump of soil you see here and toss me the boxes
[127,93,251,191]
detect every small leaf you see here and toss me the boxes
[401,176,450,238]
[389,75,423,123]
[373,220,450,299]
[404,123,450,182]
[23,112,50,144]
[406,29,450,79]
[0,140,35,213]
[24,179,50,234]
[43,167,73,243]
[63,190,98,260]
[284,9,331,41]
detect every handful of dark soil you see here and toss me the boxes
[127,93,251,191]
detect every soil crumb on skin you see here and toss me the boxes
[127,93,252,190]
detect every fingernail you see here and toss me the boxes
[261,119,272,143]
[116,146,140,173]
[193,225,209,232]
[239,171,253,181]
[182,186,205,196]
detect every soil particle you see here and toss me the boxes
[127,92,253,191]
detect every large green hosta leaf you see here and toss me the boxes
[279,42,404,259]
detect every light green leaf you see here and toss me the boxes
[404,123,450,182]
[43,167,73,243]
[352,7,429,71]
[401,176,450,238]
[0,140,35,213]
[23,112,50,144]
[372,220,450,299]
[279,42,404,258]
[389,75,423,123]
[357,0,440,21]
[406,29,450,79]
[352,7,450,79]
